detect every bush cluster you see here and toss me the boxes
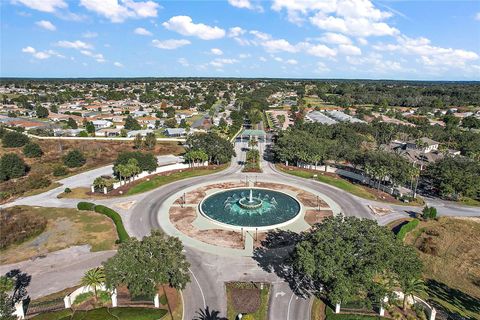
[23,142,43,158]
[0,153,28,181]
[0,173,50,200]
[2,131,29,148]
[63,149,86,168]
[76,202,129,242]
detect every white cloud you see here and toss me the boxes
[305,43,337,57]
[114,61,124,67]
[374,35,479,68]
[80,50,106,62]
[272,0,399,37]
[177,58,189,66]
[228,0,263,12]
[162,16,225,40]
[250,30,271,41]
[82,31,98,38]
[36,20,56,31]
[210,58,239,68]
[358,38,368,45]
[22,46,36,54]
[80,0,159,23]
[134,27,152,36]
[475,12,480,21]
[346,53,402,72]
[338,44,361,55]
[211,48,223,55]
[320,32,351,45]
[286,59,298,65]
[274,56,283,62]
[316,61,331,73]
[310,13,399,37]
[152,39,191,49]
[263,39,297,53]
[13,0,67,13]
[56,40,92,50]
[238,53,250,59]
[228,27,246,38]
[228,0,252,9]
[259,56,267,62]
[22,46,64,60]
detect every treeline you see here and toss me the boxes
[273,123,417,188]
[273,122,480,200]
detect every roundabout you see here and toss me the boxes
[199,187,302,230]
[158,179,340,256]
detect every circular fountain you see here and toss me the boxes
[199,188,301,229]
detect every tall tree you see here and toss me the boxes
[103,230,190,298]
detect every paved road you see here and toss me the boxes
[2,140,478,319]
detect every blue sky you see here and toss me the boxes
[1,0,480,80]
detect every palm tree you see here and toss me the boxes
[402,277,426,310]
[81,267,106,303]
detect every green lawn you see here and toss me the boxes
[276,165,377,200]
[325,307,386,320]
[31,307,167,320]
[126,164,228,195]
[459,197,480,207]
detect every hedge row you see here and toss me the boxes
[397,219,419,241]
[77,202,129,242]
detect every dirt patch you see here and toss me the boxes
[0,206,117,264]
[169,206,243,249]
[305,210,333,226]
[173,190,206,205]
[296,191,329,208]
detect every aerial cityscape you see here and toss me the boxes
[0,1,479,320]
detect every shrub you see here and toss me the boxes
[77,202,96,211]
[63,149,86,168]
[397,219,419,241]
[94,205,129,242]
[23,174,50,190]
[421,206,437,220]
[418,237,438,255]
[52,165,68,176]
[79,131,89,137]
[2,131,29,148]
[23,142,43,158]
[64,187,71,193]
[0,153,28,181]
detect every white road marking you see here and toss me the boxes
[180,290,185,320]
[287,292,294,320]
[275,291,286,298]
[189,268,206,308]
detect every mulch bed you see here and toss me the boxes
[304,210,333,226]
[229,285,261,314]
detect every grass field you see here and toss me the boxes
[276,164,377,200]
[125,164,228,195]
[276,164,424,206]
[0,206,117,264]
[31,307,167,320]
[404,217,480,319]
[57,187,109,200]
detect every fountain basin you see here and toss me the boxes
[199,188,302,229]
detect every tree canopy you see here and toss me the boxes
[103,230,190,298]
[291,215,422,306]
[186,132,235,164]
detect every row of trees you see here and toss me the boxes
[113,151,158,179]
[273,124,417,188]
